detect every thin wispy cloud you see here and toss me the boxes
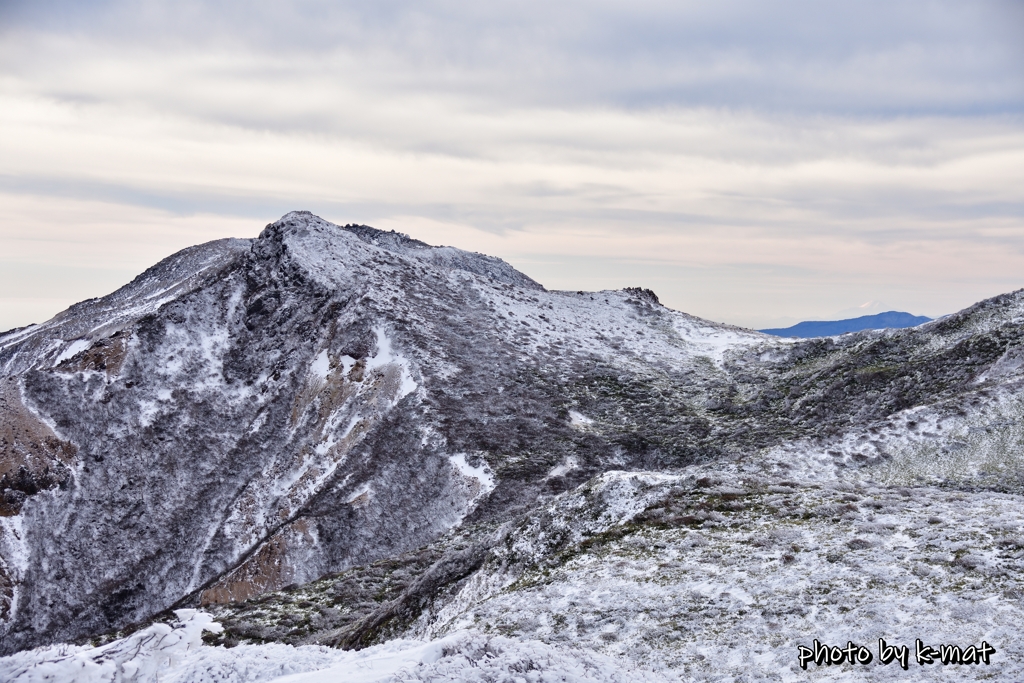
[1,0,1022,329]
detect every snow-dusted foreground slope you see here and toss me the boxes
[418,469,1024,681]
[209,464,1024,682]
[203,400,1024,679]
[2,210,1024,665]
[0,610,672,683]
[4,461,1022,682]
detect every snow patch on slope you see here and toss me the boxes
[366,327,417,403]
[0,618,672,683]
[308,351,330,383]
[569,410,594,429]
[418,469,1024,682]
[0,610,222,683]
[549,456,580,478]
[449,453,495,505]
[54,340,91,365]
[671,317,766,365]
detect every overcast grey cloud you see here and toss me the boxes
[1,0,1022,330]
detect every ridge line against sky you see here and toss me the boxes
[1,0,1022,331]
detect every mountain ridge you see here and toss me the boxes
[1,211,1023,661]
[759,310,932,338]
[0,212,766,652]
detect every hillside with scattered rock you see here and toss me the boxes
[1,212,1022,681]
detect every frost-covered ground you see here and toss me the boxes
[0,610,672,683]
[4,459,1023,681]
[415,468,1024,682]
[4,211,1024,671]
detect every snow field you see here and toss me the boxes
[14,468,1018,682]
[0,613,674,683]
[417,470,1024,682]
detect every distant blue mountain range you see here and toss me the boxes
[759,311,932,338]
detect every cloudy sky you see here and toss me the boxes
[1,1,1022,331]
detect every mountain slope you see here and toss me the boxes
[1,211,1022,657]
[0,212,767,653]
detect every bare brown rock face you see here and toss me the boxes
[0,211,1022,655]
[0,378,76,516]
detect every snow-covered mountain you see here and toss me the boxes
[2,211,1023,673]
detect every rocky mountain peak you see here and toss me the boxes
[1,213,1023,661]
[255,211,543,291]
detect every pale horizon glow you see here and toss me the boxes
[1,1,1022,331]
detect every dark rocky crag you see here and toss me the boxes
[1,211,1022,654]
